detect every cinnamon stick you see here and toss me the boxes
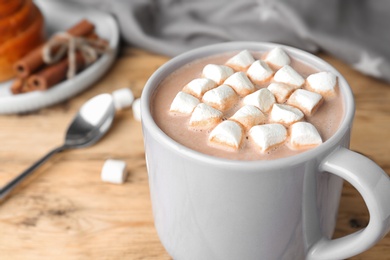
[10,78,24,94]
[13,19,95,78]
[26,52,85,91]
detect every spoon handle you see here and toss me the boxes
[0,145,66,203]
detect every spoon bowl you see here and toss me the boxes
[65,94,115,147]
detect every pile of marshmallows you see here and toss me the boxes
[170,47,338,153]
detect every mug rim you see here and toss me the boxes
[141,41,355,171]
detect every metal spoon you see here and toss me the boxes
[0,93,116,203]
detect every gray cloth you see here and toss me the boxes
[75,0,390,82]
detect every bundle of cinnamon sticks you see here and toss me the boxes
[11,19,109,94]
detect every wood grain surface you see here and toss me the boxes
[0,47,389,260]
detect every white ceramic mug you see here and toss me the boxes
[141,42,390,260]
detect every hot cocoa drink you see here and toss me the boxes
[151,48,344,160]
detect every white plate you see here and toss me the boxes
[0,0,119,114]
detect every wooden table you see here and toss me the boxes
[0,48,389,259]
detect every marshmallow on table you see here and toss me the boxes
[170,91,200,114]
[112,88,134,110]
[247,60,274,84]
[182,78,217,98]
[265,47,291,68]
[224,72,256,97]
[209,120,244,150]
[274,65,305,88]
[267,82,295,103]
[287,89,323,116]
[189,103,223,129]
[202,84,238,111]
[243,88,276,113]
[306,71,338,96]
[225,50,255,71]
[101,159,128,184]
[132,98,141,121]
[270,103,304,125]
[202,64,234,85]
[289,122,322,149]
[249,123,287,152]
[230,105,266,130]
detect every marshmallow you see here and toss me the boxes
[101,159,128,184]
[246,60,274,84]
[287,89,323,116]
[209,120,244,150]
[243,88,276,113]
[267,82,295,103]
[202,64,234,85]
[274,65,305,88]
[249,123,287,152]
[290,122,322,149]
[202,84,238,111]
[182,78,217,98]
[224,72,256,97]
[112,88,134,110]
[306,71,338,96]
[225,50,255,71]
[189,103,223,129]
[270,103,304,125]
[132,98,141,121]
[265,47,291,68]
[170,91,200,114]
[230,105,266,129]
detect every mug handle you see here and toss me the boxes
[307,147,390,260]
